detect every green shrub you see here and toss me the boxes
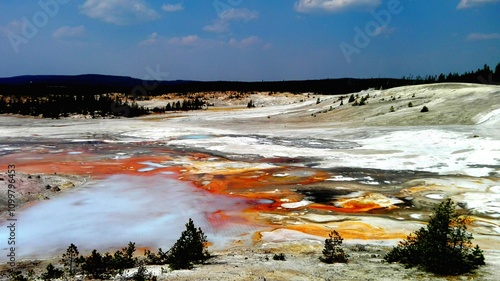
[384,199,485,275]
[421,106,429,112]
[131,262,153,281]
[9,271,28,281]
[408,102,413,107]
[166,218,210,270]
[320,230,348,264]
[273,253,286,261]
[41,263,63,281]
[390,106,395,112]
[144,248,169,265]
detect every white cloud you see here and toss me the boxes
[294,0,381,13]
[228,36,270,49]
[139,32,159,46]
[466,32,500,41]
[373,25,395,37]
[203,21,229,33]
[204,8,259,33]
[219,8,259,21]
[53,25,85,39]
[162,3,184,12]
[457,0,500,9]
[168,35,200,46]
[80,0,159,25]
[0,20,24,36]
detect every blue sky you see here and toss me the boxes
[0,0,499,81]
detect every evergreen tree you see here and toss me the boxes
[61,243,80,276]
[166,218,210,270]
[494,63,500,82]
[81,249,111,279]
[41,264,63,281]
[384,199,485,275]
[113,242,137,273]
[320,230,348,264]
[348,94,355,103]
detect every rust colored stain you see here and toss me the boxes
[283,221,408,240]
[206,210,236,229]
[3,148,410,243]
[11,154,178,177]
[308,202,386,213]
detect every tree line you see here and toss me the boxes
[0,94,206,118]
[7,200,487,280]
[0,62,498,118]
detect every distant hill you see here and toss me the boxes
[0,74,430,96]
[1,62,497,96]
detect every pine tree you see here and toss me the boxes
[61,243,79,276]
[348,94,355,103]
[81,249,111,279]
[113,242,137,273]
[384,199,485,275]
[320,230,348,264]
[166,218,210,270]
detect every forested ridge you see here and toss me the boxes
[0,62,498,118]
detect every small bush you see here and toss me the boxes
[320,230,348,264]
[421,106,429,112]
[408,102,413,107]
[355,244,367,252]
[384,199,485,275]
[131,263,153,281]
[41,263,63,281]
[9,271,28,281]
[144,248,169,265]
[390,106,395,112]
[273,253,286,261]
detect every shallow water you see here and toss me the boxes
[0,174,258,260]
[1,131,499,261]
